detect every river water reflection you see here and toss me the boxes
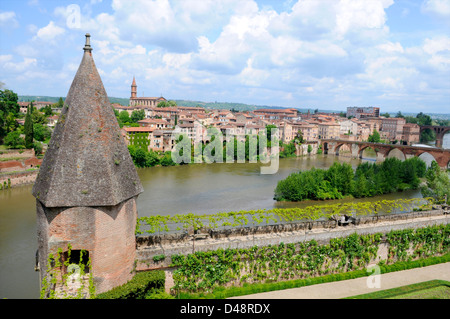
[0,144,444,298]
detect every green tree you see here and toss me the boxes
[33,141,43,155]
[4,130,25,149]
[353,174,369,198]
[57,97,64,108]
[280,140,296,158]
[0,89,19,115]
[405,116,418,124]
[24,105,34,148]
[0,89,19,141]
[42,104,53,116]
[157,100,177,108]
[420,128,436,143]
[295,130,304,144]
[416,112,432,126]
[33,123,52,142]
[160,151,176,166]
[130,109,145,123]
[119,110,130,124]
[368,130,381,143]
[145,150,160,167]
[421,161,450,204]
[326,162,354,195]
[4,112,18,134]
[132,147,148,168]
[32,107,48,125]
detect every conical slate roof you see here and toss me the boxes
[32,34,143,207]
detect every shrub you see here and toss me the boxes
[95,270,165,299]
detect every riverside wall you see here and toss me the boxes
[0,148,41,188]
[0,170,38,188]
[135,209,449,271]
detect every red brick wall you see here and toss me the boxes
[38,196,138,295]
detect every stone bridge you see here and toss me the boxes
[321,139,450,169]
[419,125,450,148]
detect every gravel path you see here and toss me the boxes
[230,262,450,299]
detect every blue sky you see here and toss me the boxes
[1,0,449,114]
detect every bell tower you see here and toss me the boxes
[131,76,137,99]
[33,34,144,296]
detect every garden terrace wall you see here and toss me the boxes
[135,208,448,271]
[0,149,35,160]
[0,170,38,188]
[136,209,445,246]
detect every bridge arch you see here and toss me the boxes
[419,126,450,148]
[358,145,378,160]
[416,151,439,167]
[385,148,406,160]
[334,143,352,156]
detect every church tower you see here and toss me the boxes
[131,76,137,99]
[32,34,144,296]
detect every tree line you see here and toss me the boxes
[1,89,55,155]
[274,157,428,202]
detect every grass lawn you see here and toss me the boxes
[345,280,450,299]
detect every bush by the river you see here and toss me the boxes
[274,157,427,201]
[127,145,175,168]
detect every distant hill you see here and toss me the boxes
[19,96,62,103]
[174,100,318,113]
[19,95,314,113]
[19,95,130,106]
[23,95,450,119]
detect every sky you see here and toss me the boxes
[0,0,449,114]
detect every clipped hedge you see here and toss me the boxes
[96,270,165,299]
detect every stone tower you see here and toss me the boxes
[131,76,137,99]
[32,33,144,295]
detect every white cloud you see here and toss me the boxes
[238,57,270,87]
[1,0,449,112]
[377,41,404,54]
[422,0,450,18]
[0,11,19,28]
[33,21,65,42]
[335,0,392,35]
[423,36,450,55]
[2,57,37,72]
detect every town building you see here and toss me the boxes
[402,123,420,145]
[253,108,299,121]
[381,117,406,141]
[347,106,380,119]
[294,122,319,142]
[137,118,170,129]
[318,122,341,140]
[129,76,167,107]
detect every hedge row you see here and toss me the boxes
[179,253,450,299]
[95,270,165,299]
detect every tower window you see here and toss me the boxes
[62,250,90,274]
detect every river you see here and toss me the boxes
[1,134,448,299]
